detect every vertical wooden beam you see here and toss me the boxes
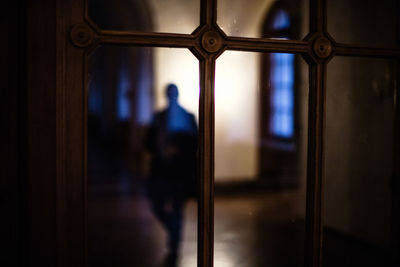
[200,0,217,26]
[198,57,215,267]
[394,4,400,260]
[310,0,327,33]
[62,0,86,266]
[26,0,58,266]
[306,62,326,267]
[1,1,27,266]
[394,2,400,262]
[55,0,67,266]
[307,1,327,266]
[198,1,218,266]
[392,59,400,264]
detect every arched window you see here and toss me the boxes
[265,8,295,140]
[259,2,301,179]
[272,9,291,35]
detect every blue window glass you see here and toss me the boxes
[116,67,131,121]
[269,9,294,139]
[272,9,290,30]
[269,53,294,138]
[135,64,153,126]
[88,84,102,116]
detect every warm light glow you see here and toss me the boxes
[154,48,200,121]
[150,0,201,120]
[215,51,260,181]
[149,1,297,181]
[153,49,260,181]
[217,0,275,37]
[149,0,200,34]
[214,249,236,267]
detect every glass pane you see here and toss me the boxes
[327,0,398,46]
[88,46,199,267]
[217,0,309,40]
[214,51,309,266]
[324,57,398,266]
[88,0,200,34]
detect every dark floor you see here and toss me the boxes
[322,228,394,267]
[87,141,304,267]
[88,179,306,267]
[88,176,397,267]
[87,142,395,267]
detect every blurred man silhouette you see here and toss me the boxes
[146,84,197,266]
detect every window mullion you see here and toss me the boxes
[305,62,326,267]
[197,57,216,267]
[310,0,327,33]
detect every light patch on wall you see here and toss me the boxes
[214,248,236,267]
[148,0,200,34]
[215,51,260,181]
[217,0,275,37]
[154,48,199,121]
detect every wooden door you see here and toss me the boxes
[10,0,399,267]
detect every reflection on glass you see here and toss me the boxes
[324,57,398,267]
[214,51,309,266]
[88,0,200,34]
[217,0,309,39]
[88,46,199,267]
[327,0,397,46]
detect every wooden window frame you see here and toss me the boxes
[34,0,400,266]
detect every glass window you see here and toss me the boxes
[88,45,199,267]
[88,0,200,34]
[270,53,295,139]
[214,51,309,266]
[324,56,397,266]
[217,0,309,39]
[327,0,398,46]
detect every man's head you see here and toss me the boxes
[166,83,179,103]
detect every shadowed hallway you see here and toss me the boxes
[88,183,305,267]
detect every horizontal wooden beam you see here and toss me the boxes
[335,43,400,58]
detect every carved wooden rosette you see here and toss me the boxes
[201,30,223,53]
[313,36,333,59]
[70,23,96,48]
